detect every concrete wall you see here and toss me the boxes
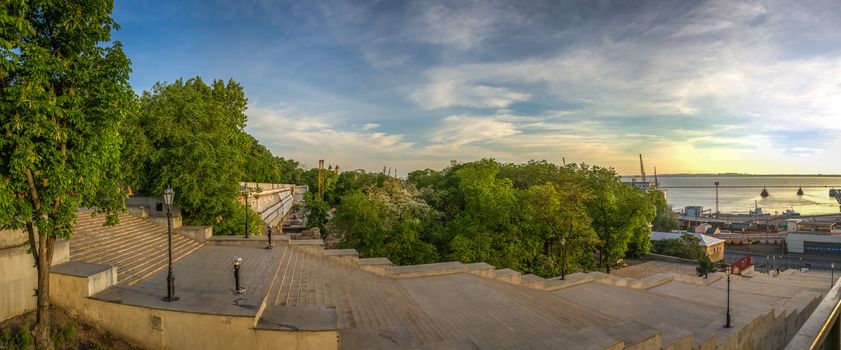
[49,269,336,350]
[126,196,182,218]
[177,226,213,243]
[0,229,69,322]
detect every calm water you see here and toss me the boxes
[631,176,841,215]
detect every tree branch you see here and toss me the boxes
[25,222,39,268]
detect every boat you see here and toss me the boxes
[831,188,838,197]
[749,200,768,216]
[796,187,804,196]
[783,208,800,217]
[760,186,769,197]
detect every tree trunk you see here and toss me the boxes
[33,234,55,350]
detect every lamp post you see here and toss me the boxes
[560,238,567,280]
[163,185,179,302]
[724,265,733,328]
[242,185,250,239]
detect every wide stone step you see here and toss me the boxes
[122,241,204,286]
[71,228,162,261]
[118,237,202,284]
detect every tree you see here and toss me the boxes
[122,77,250,227]
[697,254,718,278]
[521,183,597,279]
[650,189,679,232]
[652,233,705,260]
[303,192,329,232]
[0,1,133,348]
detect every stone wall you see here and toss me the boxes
[49,264,336,350]
[0,229,69,322]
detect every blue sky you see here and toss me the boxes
[113,0,841,175]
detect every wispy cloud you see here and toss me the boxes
[117,0,841,174]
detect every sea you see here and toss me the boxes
[628,175,841,215]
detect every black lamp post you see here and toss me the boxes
[724,265,732,328]
[242,185,250,239]
[163,185,179,302]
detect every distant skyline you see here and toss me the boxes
[114,0,841,176]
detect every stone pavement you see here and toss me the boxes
[93,246,281,316]
[82,241,829,349]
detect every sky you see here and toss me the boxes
[112,0,841,176]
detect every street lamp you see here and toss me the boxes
[560,238,567,280]
[723,265,733,328]
[241,185,250,239]
[163,185,179,302]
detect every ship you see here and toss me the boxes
[749,200,768,217]
[783,208,801,218]
[831,188,838,197]
[760,186,769,197]
[797,186,804,196]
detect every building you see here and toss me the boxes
[650,231,725,261]
[688,223,720,235]
[684,206,704,218]
[785,219,841,254]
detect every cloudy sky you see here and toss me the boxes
[114,0,841,175]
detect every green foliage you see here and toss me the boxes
[241,134,304,184]
[327,159,660,277]
[0,0,133,235]
[579,164,655,272]
[697,254,718,277]
[303,192,330,232]
[330,177,439,265]
[650,190,679,232]
[121,77,250,225]
[51,319,77,349]
[0,325,33,350]
[652,233,706,260]
[212,202,262,236]
[303,167,340,204]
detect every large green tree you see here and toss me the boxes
[521,183,597,279]
[122,77,251,227]
[579,165,655,273]
[0,1,133,348]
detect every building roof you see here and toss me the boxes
[650,231,724,247]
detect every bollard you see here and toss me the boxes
[267,225,273,249]
[231,256,246,294]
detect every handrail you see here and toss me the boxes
[786,276,841,349]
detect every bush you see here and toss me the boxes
[651,233,705,260]
[212,202,262,236]
[0,325,34,350]
[697,255,718,278]
[51,318,78,349]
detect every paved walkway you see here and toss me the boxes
[94,246,282,316]
[87,244,828,349]
[612,260,698,278]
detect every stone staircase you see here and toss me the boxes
[71,211,204,286]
